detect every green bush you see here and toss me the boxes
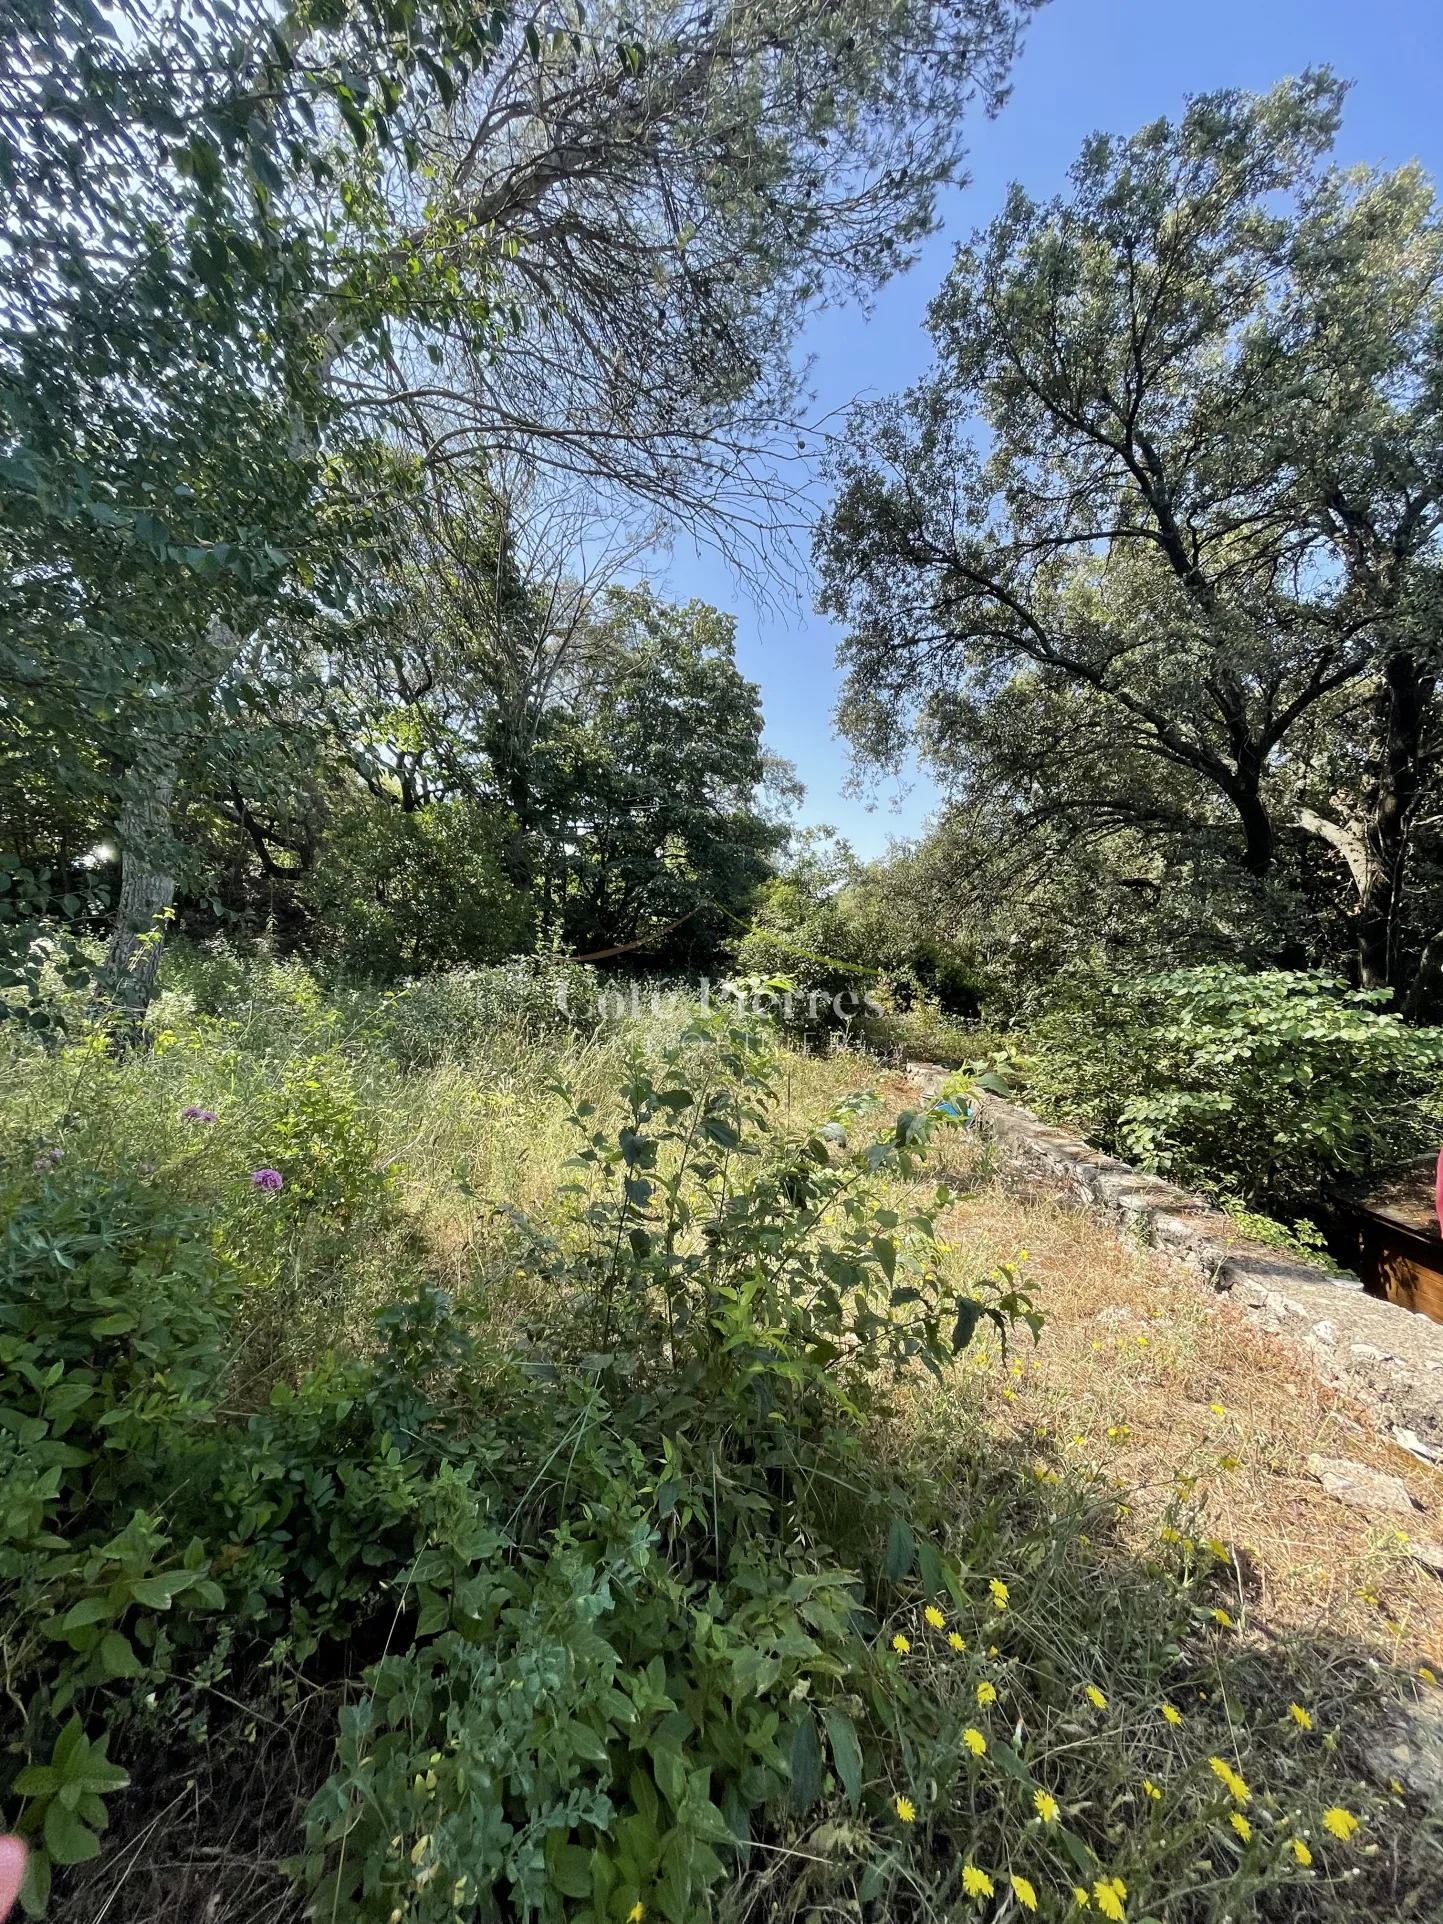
[297,1009,1036,1921]
[302,793,533,980]
[1022,967,1443,1207]
[0,1171,237,1908]
[375,957,600,1068]
[243,1053,394,1225]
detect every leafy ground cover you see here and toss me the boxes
[0,957,1438,1921]
[1006,969,1443,1222]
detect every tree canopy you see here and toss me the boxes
[2,0,1040,1011]
[818,73,1443,1007]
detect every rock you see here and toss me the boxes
[1403,1539,1443,1577]
[1305,1454,1417,1515]
[1361,1693,1443,1808]
[1394,1426,1443,1465]
[962,1084,1443,1451]
[1094,1305,1136,1327]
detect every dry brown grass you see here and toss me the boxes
[915,1130,1443,1673]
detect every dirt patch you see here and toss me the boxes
[930,1148,1443,1669]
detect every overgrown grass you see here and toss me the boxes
[0,954,1438,1922]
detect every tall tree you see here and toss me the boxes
[3,0,1042,1017]
[530,586,780,964]
[817,74,1443,1003]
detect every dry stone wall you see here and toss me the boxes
[906,1068,1443,1459]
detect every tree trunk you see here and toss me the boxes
[90,753,178,1036]
[1357,652,1430,992]
[1402,927,1443,1024]
[1233,786,1275,878]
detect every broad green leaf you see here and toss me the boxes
[884,1517,914,1581]
[823,1707,863,1807]
[788,1711,823,1810]
[44,1800,100,1866]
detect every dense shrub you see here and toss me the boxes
[301,794,533,980]
[0,1173,238,1908]
[374,958,603,1068]
[1021,967,1443,1207]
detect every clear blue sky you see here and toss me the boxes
[655,0,1443,858]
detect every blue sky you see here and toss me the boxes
[655,0,1443,858]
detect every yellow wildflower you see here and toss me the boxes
[1288,1703,1314,1730]
[1034,1788,1059,1823]
[1420,1666,1437,1686]
[1212,1608,1233,1628]
[1143,1779,1161,1801]
[628,1908,645,1924]
[1161,1704,1183,1726]
[990,1578,1009,1610]
[892,1632,911,1654]
[1290,1837,1313,1866]
[1230,1812,1252,1843]
[1159,1526,1180,1544]
[1093,1876,1127,1921]
[961,1865,994,1900]
[1205,1537,1229,1559]
[1208,1756,1250,1803]
[894,1793,916,1823]
[977,1680,997,1707]
[1072,1888,1090,1909]
[1012,1874,1038,1912]
[925,1605,946,1630]
[1210,1403,1225,1415]
[948,1631,966,1652]
[1322,1806,1359,1841]
[1085,1684,1107,1710]
[963,1727,987,1757]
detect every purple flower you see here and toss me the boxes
[182,1105,218,1124]
[250,1168,284,1191]
[32,1147,62,1172]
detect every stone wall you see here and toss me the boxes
[907,1068,1443,1458]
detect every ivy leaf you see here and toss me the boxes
[43,1800,100,1866]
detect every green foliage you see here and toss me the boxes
[1217,1202,1341,1271]
[0,862,103,1037]
[302,793,533,979]
[818,73,1443,1005]
[731,830,987,1051]
[243,1054,394,1225]
[0,976,1436,1920]
[297,1007,1037,1919]
[373,958,600,1069]
[0,1171,236,1906]
[1022,967,1443,1207]
[530,588,783,969]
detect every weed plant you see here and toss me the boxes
[0,955,1436,1921]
